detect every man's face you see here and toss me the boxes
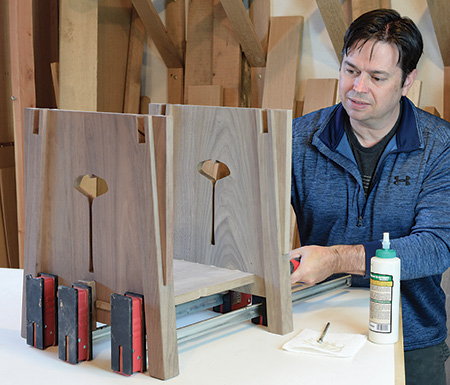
[339,40,416,132]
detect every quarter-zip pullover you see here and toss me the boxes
[291,96,450,350]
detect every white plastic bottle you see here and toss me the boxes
[369,232,401,344]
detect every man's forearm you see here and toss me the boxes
[330,244,366,276]
[290,244,366,285]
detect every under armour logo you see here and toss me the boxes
[394,176,411,186]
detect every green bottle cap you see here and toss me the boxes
[376,248,396,259]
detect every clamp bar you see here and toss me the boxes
[92,276,352,346]
[177,303,263,344]
[292,275,352,305]
[176,293,223,318]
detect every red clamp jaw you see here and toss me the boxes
[290,257,301,274]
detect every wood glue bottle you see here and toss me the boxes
[369,232,400,344]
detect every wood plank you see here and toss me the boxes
[249,0,270,108]
[59,0,98,111]
[270,109,293,256]
[0,1,13,144]
[32,0,59,109]
[427,0,450,66]
[152,115,173,286]
[302,78,338,115]
[167,68,184,105]
[9,0,36,268]
[188,85,224,106]
[249,0,270,52]
[0,167,19,268]
[406,79,422,107]
[262,16,303,111]
[394,304,405,384]
[423,106,441,117]
[50,62,59,108]
[212,0,241,107]
[290,206,301,249]
[165,0,185,59]
[0,145,14,169]
[295,99,304,118]
[98,0,132,113]
[140,95,151,114]
[341,0,353,25]
[123,8,145,114]
[165,0,185,104]
[251,68,265,108]
[445,66,450,122]
[131,0,183,68]
[0,200,7,268]
[136,114,178,380]
[173,259,255,305]
[219,0,266,67]
[184,0,214,103]
[351,0,381,20]
[316,0,348,60]
[258,108,293,334]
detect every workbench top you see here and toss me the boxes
[0,268,403,384]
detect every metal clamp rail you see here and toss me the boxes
[93,275,352,344]
[291,275,352,305]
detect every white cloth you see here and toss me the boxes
[282,328,367,358]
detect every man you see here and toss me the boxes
[290,9,450,385]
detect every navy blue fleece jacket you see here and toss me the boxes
[291,96,450,350]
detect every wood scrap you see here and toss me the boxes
[187,85,224,106]
[123,8,145,114]
[9,0,36,267]
[262,16,303,111]
[132,0,183,68]
[316,0,348,60]
[213,0,241,107]
[219,0,266,67]
[184,0,214,103]
[59,0,98,111]
[302,78,338,115]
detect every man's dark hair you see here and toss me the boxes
[341,9,423,85]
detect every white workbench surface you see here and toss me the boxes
[0,268,401,384]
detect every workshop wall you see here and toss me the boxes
[142,0,445,114]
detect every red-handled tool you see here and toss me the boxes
[290,257,301,274]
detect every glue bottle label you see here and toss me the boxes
[369,272,393,333]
